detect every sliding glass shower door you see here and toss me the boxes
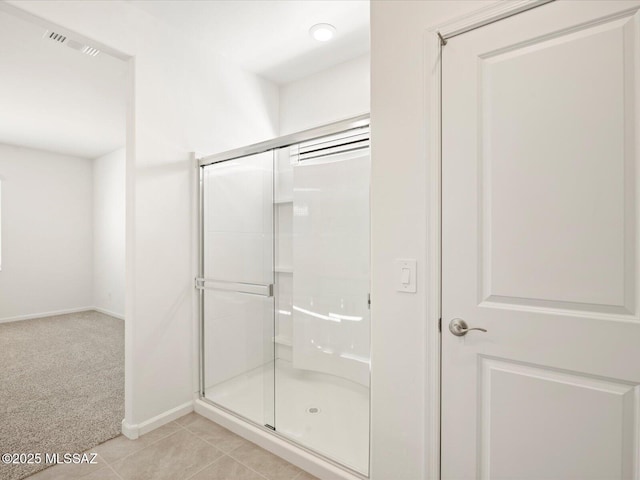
[199,151,275,428]
[199,123,371,475]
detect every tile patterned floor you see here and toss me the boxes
[26,413,319,480]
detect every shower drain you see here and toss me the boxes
[306,406,321,414]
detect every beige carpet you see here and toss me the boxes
[0,311,124,480]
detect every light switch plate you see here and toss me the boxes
[396,259,417,293]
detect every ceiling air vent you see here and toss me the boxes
[81,46,100,57]
[44,30,67,43]
[43,30,101,58]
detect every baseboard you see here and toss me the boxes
[93,307,125,320]
[121,401,194,440]
[121,419,139,440]
[0,306,125,324]
[0,306,95,324]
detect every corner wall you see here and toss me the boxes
[0,143,93,322]
[93,147,125,319]
[279,54,370,134]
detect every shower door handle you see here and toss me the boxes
[195,278,273,297]
[448,318,487,337]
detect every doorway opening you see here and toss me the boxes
[0,8,129,480]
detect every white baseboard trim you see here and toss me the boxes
[194,399,365,480]
[121,401,194,440]
[93,307,125,320]
[0,306,125,324]
[121,419,139,440]
[0,306,95,324]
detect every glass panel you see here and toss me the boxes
[200,133,371,474]
[202,152,275,428]
[275,145,370,474]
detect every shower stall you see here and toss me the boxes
[196,115,371,475]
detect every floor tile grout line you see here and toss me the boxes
[180,423,210,437]
[88,456,122,479]
[90,451,118,473]
[173,416,298,480]
[178,418,258,459]
[181,453,229,480]
[176,429,272,480]
[185,417,308,480]
[165,423,241,480]
[94,422,220,480]
[92,417,193,470]
[226,449,284,480]
[174,420,191,430]
[226,439,250,456]
[183,417,316,480]
[191,433,239,454]
[104,462,125,480]
[99,425,184,467]
[181,424,250,458]
[226,454,271,480]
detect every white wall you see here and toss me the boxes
[369,2,494,479]
[0,143,93,322]
[3,0,280,430]
[93,147,125,319]
[279,54,369,134]
[0,143,126,323]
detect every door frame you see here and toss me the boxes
[424,1,555,478]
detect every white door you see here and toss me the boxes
[442,2,640,479]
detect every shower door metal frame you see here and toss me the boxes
[196,149,277,429]
[196,113,371,478]
[197,114,369,168]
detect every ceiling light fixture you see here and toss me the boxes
[309,23,336,42]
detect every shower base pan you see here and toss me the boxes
[200,359,369,476]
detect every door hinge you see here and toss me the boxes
[367,293,371,309]
[438,317,442,332]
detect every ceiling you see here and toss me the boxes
[0,1,368,159]
[129,0,370,85]
[0,10,127,159]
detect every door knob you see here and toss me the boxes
[448,318,487,337]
